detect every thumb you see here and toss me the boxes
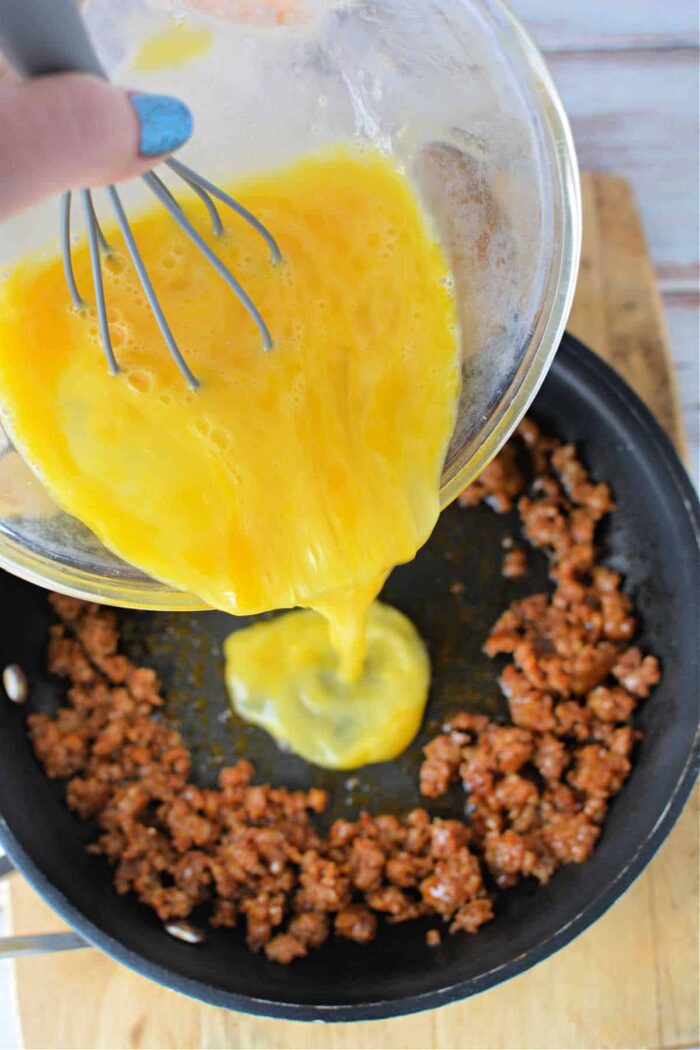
[0,73,193,220]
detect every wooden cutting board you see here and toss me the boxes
[9,173,699,1050]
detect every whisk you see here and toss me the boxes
[0,0,281,390]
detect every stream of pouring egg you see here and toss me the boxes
[0,149,459,768]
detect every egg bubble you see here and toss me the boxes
[210,427,231,451]
[109,322,129,351]
[110,255,127,274]
[126,369,153,395]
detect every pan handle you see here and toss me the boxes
[0,931,89,959]
[0,854,90,957]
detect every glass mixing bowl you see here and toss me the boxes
[0,0,580,610]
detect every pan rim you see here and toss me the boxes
[1,333,698,1022]
[2,738,698,1022]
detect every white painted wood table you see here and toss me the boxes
[517,0,700,481]
[0,2,698,1046]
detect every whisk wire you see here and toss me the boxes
[81,189,118,375]
[60,164,278,384]
[107,186,200,391]
[60,192,85,309]
[166,157,282,263]
[5,0,280,390]
[150,170,224,238]
[148,173,184,218]
[143,170,275,351]
[172,171,224,236]
[86,192,111,255]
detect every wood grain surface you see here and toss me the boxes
[546,48,700,294]
[520,0,700,482]
[513,0,699,51]
[9,173,700,1050]
[663,293,700,470]
[567,173,687,454]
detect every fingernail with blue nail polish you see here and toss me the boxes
[131,94,193,158]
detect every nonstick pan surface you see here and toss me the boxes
[0,335,698,1020]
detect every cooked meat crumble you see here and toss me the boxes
[28,418,659,961]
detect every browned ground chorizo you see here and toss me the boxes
[30,418,659,962]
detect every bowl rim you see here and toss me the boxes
[0,0,582,611]
[439,0,582,508]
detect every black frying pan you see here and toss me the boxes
[0,335,698,1020]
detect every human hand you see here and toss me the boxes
[0,72,192,220]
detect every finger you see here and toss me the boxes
[0,73,192,219]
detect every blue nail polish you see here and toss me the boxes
[130,93,193,158]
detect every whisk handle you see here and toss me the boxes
[0,0,106,80]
